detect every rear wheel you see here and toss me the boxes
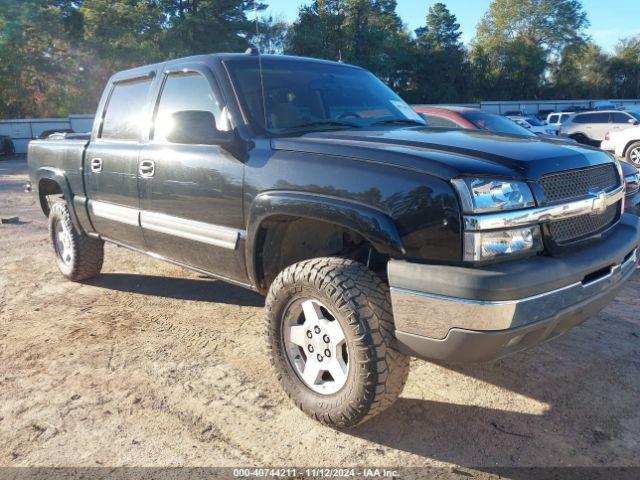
[626,141,640,166]
[49,202,104,281]
[266,257,409,429]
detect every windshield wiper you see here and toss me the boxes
[371,118,425,127]
[281,120,361,132]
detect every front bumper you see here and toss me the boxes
[389,215,640,363]
[626,191,640,215]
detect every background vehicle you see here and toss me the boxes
[415,106,575,144]
[0,135,15,156]
[536,109,554,122]
[601,124,640,165]
[547,112,573,126]
[508,116,559,135]
[560,110,640,146]
[592,101,617,110]
[27,53,640,429]
[415,106,537,136]
[37,128,75,139]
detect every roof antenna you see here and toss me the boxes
[245,3,260,55]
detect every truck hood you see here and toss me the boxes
[271,127,614,181]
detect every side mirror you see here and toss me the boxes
[166,110,233,146]
[628,118,639,125]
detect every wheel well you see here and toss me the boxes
[254,216,388,293]
[38,178,63,217]
[623,140,640,157]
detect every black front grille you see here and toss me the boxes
[538,165,622,247]
[548,204,619,245]
[539,164,618,204]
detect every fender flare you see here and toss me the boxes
[35,167,84,233]
[245,191,406,288]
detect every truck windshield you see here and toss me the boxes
[224,58,425,135]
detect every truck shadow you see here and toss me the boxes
[349,303,640,469]
[84,273,265,307]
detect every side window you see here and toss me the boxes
[549,114,558,124]
[422,114,460,128]
[612,112,631,124]
[153,71,228,142]
[574,114,590,124]
[592,113,610,123]
[101,78,152,140]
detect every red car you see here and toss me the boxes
[413,106,538,137]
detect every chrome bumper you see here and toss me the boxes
[389,244,638,363]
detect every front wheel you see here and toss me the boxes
[626,141,640,166]
[49,201,104,281]
[265,257,410,429]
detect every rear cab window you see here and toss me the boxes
[100,78,153,140]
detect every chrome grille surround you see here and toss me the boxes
[538,164,622,245]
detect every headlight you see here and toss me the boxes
[464,226,543,262]
[452,178,535,213]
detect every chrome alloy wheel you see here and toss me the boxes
[53,218,73,265]
[630,146,640,166]
[283,299,349,395]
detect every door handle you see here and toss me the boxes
[90,157,103,173]
[139,160,155,177]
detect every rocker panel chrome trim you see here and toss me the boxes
[140,211,240,250]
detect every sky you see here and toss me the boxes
[262,0,640,53]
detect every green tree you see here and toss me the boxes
[551,42,611,99]
[159,0,266,57]
[609,36,640,98]
[476,0,589,57]
[408,2,468,103]
[0,0,87,117]
[286,0,412,88]
[251,14,289,54]
[471,0,589,100]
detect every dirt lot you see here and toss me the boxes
[1,156,639,472]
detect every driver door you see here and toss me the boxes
[138,65,246,283]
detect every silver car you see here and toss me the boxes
[560,110,640,145]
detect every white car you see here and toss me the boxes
[546,112,573,126]
[601,124,640,166]
[508,116,559,135]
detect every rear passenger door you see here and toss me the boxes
[84,76,154,249]
[611,112,636,133]
[138,65,246,283]
[585,112,610,141]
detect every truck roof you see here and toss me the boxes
[110,53,357,83]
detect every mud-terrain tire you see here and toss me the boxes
[48,201,104,281]
[625,141,640,166]
[266,257,410,429]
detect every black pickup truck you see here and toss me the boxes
[28,53,640,428]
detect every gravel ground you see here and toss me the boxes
[1,156,639,473]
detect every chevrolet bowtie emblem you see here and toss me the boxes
[591,190,607,215]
